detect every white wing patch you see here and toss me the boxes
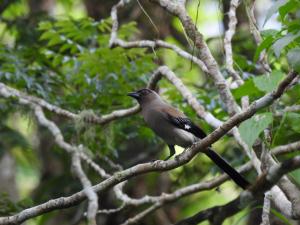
[184,124,191,130]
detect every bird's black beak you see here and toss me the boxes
[127,91,140,99]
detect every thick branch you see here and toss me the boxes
[272,140,300,156]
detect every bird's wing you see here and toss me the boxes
[160,106,207,139]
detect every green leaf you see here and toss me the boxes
[272,32,300,57]
[286,112,300,133]
[270,208,293,225]
[263,0,287,27]
[261,29,279,38]
[38,21,53,30]
[254,36,275,62]
[239,112,273,148]
[286,19,300,33]
[253,71,285,93]
[287,48,300,73]
[232,78,262,99]
[39,30,55,41]
[279,0,298,21]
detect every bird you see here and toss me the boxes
[128,88,250,189]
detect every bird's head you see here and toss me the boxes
[127,88,160,105]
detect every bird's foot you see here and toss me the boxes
[151,159,164,167]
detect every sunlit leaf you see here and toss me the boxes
[286,112,300,133]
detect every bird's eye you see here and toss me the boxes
[137,89,151,96]
[139,89,148,95]
[144,89,151,94]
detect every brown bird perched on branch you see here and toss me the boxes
[128,88,250,189]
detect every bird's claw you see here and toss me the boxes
[151,159,164,167]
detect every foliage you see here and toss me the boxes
[0,16,158,156]
[0,192,33,216]
[232,0,300,154]
[255,0,300,72]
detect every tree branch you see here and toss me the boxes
[260,191,271,225]
[0,82,140,126]
[244,0,271,72]
[224,0,244,85]
[111,38,208,73]
[175,156,300,225]
[272,140,300,156]
[72,152,98,225]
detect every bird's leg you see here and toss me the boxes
[164,145,175,161]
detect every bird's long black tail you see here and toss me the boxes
[205,148,250,189]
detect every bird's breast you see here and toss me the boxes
[170,128,198,147]
[142,109,197,147]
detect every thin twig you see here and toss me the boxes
[224,0,244,84]
[72,152,98,225]
[244,0,271,72]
